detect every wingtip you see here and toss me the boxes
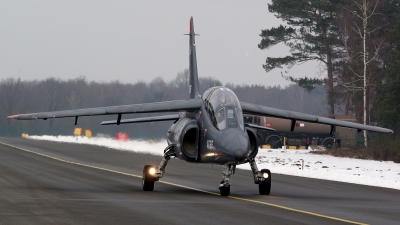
[7,115,15,119]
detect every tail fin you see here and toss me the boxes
[188,17,200,99]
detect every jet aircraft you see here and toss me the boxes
[8,18,393,196]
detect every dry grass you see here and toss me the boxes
[310,137,400,163]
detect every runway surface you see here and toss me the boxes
[0,137,399,225]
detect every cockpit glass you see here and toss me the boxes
[216,108,226,130]
[208,88,241,113]
[205,87,244,131]
[226,108,237,128]
[235,108,244,130]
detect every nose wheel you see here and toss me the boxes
[219,164,234,196]
[219,181,230,196]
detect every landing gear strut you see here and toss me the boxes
[249,158,271,195]
[219,164,235,196]
[142,144,175,191]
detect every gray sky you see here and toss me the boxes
[0,0,321,87]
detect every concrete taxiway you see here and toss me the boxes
[0,137,399,225]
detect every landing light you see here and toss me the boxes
[205,152,215,157]
[149,167,156,175]
[262,173,269,179]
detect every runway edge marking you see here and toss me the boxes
[0,141,368,225]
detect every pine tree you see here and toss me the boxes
[374,2,400,134]
[259,0,343,116]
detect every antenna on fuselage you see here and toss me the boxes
[185,17,200,99]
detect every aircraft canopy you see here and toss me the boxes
[206,87,244,131]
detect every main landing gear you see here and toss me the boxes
[142,145,272,196]
[249,158,271,195]
[142,145,175,191]
[142,165,156,191]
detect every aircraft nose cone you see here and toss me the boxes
[221,132,249,163]
[233,148,246,161]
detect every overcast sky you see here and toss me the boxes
[0,0,322,87]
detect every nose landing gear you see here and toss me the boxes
[219,164,235,196]
[219,181,230,196]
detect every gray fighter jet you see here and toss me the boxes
[8,17,393,196]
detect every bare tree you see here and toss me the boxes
[0,78,24,126]
[173,69,189,91]
[65,77,87,109]
[338,0,387,146]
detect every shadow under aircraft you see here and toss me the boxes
[8,17,393,196]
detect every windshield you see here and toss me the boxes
[205,87,244,131]
[208,88,241,112]
[216,107,244,130]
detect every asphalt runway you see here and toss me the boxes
[0,137,399,225]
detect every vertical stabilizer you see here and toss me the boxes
[188,17,200,99]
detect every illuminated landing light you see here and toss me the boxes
[262,172,269,179]
[205,152,216,157]
[149,167,156,175]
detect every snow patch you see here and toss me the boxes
[28,135,165,156]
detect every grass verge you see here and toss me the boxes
[310,137,400,163]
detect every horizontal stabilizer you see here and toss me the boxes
[246,123,276,132]
[101,114,180,125]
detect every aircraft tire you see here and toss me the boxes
[219,182,230,196]
[142,165,155,191]
[259,169,271,195]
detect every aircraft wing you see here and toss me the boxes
[8,99,202,122]
[240,101,393,134]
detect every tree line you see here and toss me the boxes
[260,0,400,142]
[0,71,329,139]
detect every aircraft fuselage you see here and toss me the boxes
[167,87,252,165]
